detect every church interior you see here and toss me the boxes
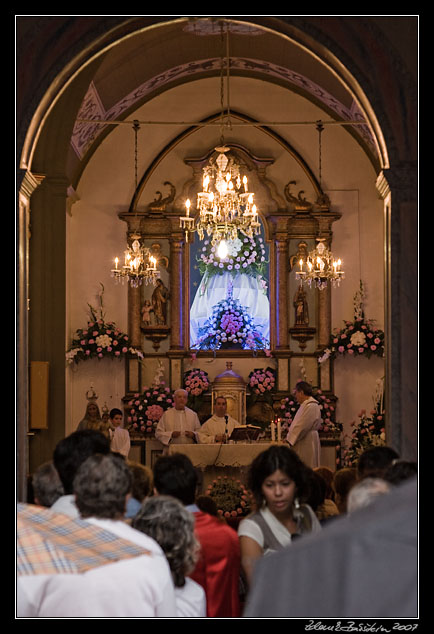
[16,15,418,619]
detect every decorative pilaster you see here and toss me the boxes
[275,235,290,351]
[377,163,418,460]
[169,236,185,351]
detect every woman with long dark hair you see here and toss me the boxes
[238,444,321,586]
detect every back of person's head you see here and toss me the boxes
[295,381,313,396]
[73,452,132,519]
[301,468,325,512]
[32,461,64,507]
[314,466,335,499]
[109,408,123,419]
[383,459,417,485]
[333,467,358,513]
[248,445,308,508]
[347,477,391,513]
[153,453,198,505]
[196,495,219,517]
[127,461,154,501]
[132,495,200,587]
[53,429,110,494]
[357,446,399,479]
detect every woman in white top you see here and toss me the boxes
[132,495,207,618]
[238,445,321,587]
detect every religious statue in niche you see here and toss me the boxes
[152,279,170,326]
[140,279,171,352]
[289,282,316,351]
[141,300,153,325]
[294,283,309,326]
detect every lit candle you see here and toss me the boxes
[299,259,303,271]
[243,175,248,192]
[277,418,281,442]
[114,257,119,270]
[270,422,276,442]
[203,175,209,191]
[337,259,342,270]
[185,199,191,217]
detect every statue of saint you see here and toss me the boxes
[141,300,153,325]
[152,279,169,325]
[294,283,309,326]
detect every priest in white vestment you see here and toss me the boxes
[285,381,322,468]
[155,389,201,446]
[197,396,238,444]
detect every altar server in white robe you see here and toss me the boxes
[197,395,238,444]
[155,389,201,447]
[285,381,322,468]
[109,408,130,458]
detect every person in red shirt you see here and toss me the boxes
[153,453,241,618]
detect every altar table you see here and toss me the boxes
[167,442,273,491]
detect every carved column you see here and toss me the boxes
[317,284,331,349]
[275,235,290,351]
[377,164,417,460]
[169,236,185,351]
[17,169,45,501]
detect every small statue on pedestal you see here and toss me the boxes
[294,283,309,326]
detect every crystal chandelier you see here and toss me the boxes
[179,23,260,250]
[110,120,160,288]
[295,239,344,290]
[180,146,260,248]
[111,234,159,288]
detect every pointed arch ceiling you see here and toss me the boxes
[67,17,380,188]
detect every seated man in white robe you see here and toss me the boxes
[155,389,201,447]
[197,396,238,444]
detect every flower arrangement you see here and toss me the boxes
[278,389,343,436]
[183,368,210,410]
[66,284,143,365]
[341,377,386,467]
[318,318,385,362]
[247,367,276,406]
[205,476,253,519]
[192,284,269,351]
[183,368,210,396]
[198,231,267,285]
[341,407,386,467]
[127,384,173,437]
[319,281,385,362]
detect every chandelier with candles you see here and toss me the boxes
[110,120,160,288]
[111,234,159,288]
[295,239,344,290]
[180,145,261,251]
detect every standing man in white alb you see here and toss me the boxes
[285,381,322,468]
[155,389,201,447]
[197,396,238,444]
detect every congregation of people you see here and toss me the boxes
[18,381,418,619]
